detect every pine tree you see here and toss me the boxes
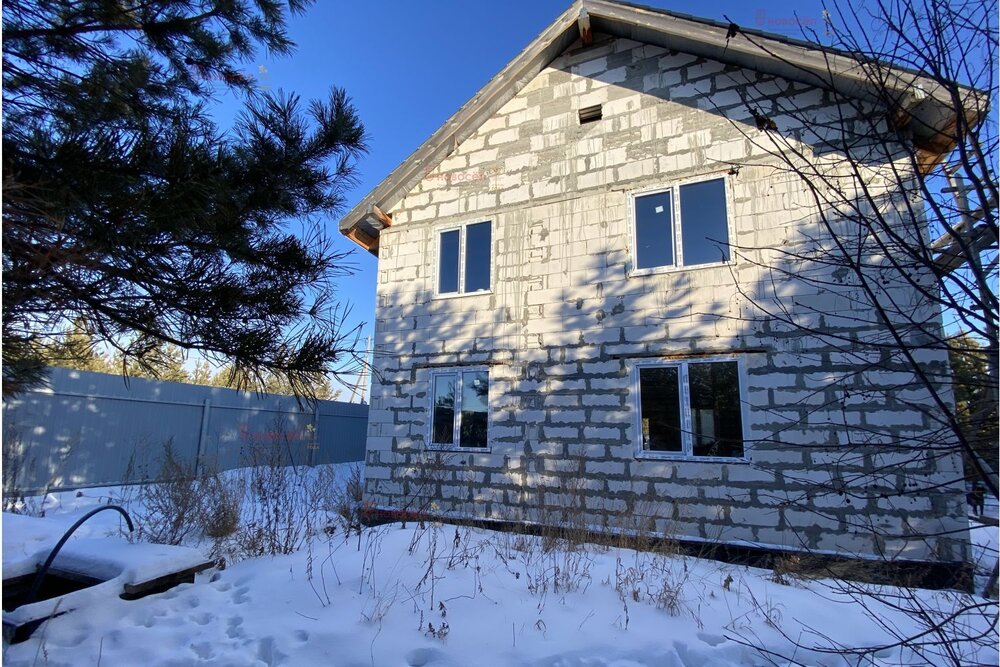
[949,334,999,477]
[209,365,239,391]
[263,371,333,399]
[191,359,214,386]
[206,362,333,399]
[114,340,191,384]
[45,318,114,374]
[3,0,367,399]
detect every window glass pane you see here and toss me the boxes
[639,366,683,452]
[464,222,491,292]
[459,370,489,448]
[634,191,673,269]
[438,230,460,294]
[688,361,743,457]
[679,178,729,265]
[432,375,456,444]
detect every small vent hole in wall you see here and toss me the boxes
[579,104,602,124]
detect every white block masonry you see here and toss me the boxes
[364,36,969,566]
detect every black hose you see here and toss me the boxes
[25,505,135,606]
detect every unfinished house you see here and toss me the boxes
[340,0,971,576]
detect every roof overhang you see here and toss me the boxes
[340,0,986,255]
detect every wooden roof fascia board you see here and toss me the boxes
[357,204,394,233]
[372,205,393,228]
[345,226,379,255]
[578,8,593,46]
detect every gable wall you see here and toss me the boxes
[363,36,967,563]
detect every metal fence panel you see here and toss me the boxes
[2,368,368,493]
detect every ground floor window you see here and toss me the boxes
[635,357,745,458]
[430,368,489,449]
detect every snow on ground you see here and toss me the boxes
[3,510,210,631]
[969,498,1000,597]
[3,467,998,667]
[3,512,208,581]
[986,496,999,520]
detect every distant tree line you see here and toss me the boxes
[46,318,342,400]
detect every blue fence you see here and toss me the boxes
[2,367,368,493]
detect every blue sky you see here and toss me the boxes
[218,0,828,393]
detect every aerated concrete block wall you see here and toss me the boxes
[363,35,969,564]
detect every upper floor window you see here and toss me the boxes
[635,357,746,459]
[430,368,490,449]
[437,221,492,295]
[632,177,730,271]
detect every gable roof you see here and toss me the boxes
[340,0,982,254]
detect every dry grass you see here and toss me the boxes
[131,440,202,545]
[197,470,243,539]
[2,424,70,517]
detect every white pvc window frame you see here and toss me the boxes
[427,366,492,451]
[631,354,750,462]
[433,220,493,298]
[627,173,735,276]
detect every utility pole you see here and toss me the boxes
[348,335,371,404]
[358,336,371,404]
